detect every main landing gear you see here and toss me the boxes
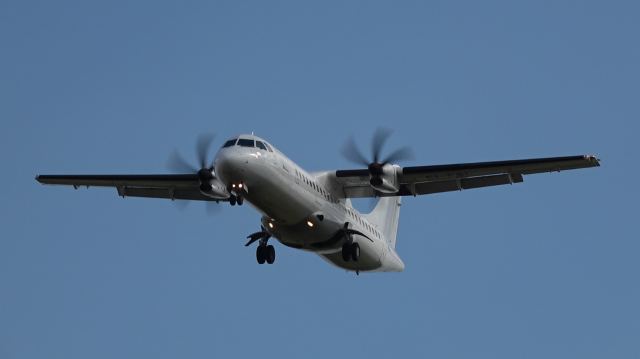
[338,222,367,264]
[256,244,275,265]
[229,194,243,206]
[246,226,275,265]
[342,242,360,262]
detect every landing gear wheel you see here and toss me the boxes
[265,245,275,264]
[230,195,236,206]
[351,242,360,262]
[256,245,266,264]
[237,196,244,206]
[342,243,351,262]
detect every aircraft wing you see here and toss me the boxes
[35,174,220,201]
[334,155,600,198]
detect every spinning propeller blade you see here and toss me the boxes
[340,127,414,173]
[165,133,221,215]
[340,135,370,166]
[196,133,216,170]
[166,150,198,174]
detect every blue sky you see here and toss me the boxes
[1,1,638,358]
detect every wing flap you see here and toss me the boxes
[342,173,524,198]
[415,173,523,194]
[343,186,376,198]
[117,187,217,201]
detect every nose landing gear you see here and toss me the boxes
[229,183,245,206]
[229,194,243,206]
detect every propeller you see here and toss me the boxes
[340,128,414,211]
[340,127,414,175]
[167,133,216,192]
[166,133,222,215]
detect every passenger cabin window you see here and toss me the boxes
[256,141,268,151]
[237,139,255,147]
[222,139,237,148]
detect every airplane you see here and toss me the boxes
[36,129,600,274]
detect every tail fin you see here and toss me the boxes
[366,196,402,248]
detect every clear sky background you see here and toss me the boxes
[1,1,638,358]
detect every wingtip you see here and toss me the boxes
[585,155,601,166]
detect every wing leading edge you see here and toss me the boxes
[334,155,600,198]
[35,174,219,201]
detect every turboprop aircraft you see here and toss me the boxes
[36,129,600,274]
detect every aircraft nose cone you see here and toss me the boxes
[215,150,247,184]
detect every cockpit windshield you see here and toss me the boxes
[222,139,237,148]
[237,139,255,147]
[256,141,268,151]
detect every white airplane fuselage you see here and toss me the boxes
[213,135,405,273]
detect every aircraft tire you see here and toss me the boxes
[230,196,236,206]
[351,242,360,262]
[266,245,275,264]
[256,246,266,264]
[341,243,351,262]
[237,196,243,205]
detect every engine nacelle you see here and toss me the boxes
[369,164,400,194]
[200,177,231,200]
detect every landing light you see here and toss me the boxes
[268,223,274,228]
[307,221,314,227]
[232,184,236,188]
[239,183,243,188]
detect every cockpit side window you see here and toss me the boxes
[237,139,255,147]
[256,141,268,151]
[263,142,273,152]
[222,139,237,148]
